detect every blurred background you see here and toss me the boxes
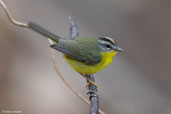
[0,0,171,114]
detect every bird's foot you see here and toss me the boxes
[80,73,98,88]
[86,82,98,89]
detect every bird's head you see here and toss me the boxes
[96,37,122,53]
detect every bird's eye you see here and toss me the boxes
[105,44,112,48]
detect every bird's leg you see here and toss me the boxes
[80,73,98,88]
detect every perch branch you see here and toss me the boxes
[0,1,105,114]
[86,74,100,114]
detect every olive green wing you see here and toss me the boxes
[50,39,101,65]
[50,39,84,63]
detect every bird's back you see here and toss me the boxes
[51,37,102,65]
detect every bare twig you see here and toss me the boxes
[0,0,28,27]
[48,39,91,106]
[0,1,105,114]
[86,74,99,114]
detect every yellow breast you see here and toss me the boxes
[64,51,117,74]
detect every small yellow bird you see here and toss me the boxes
[59,37,121,74]
[28,19,122,87]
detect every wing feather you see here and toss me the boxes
[50,38,101,65]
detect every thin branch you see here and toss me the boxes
[86,74,99,114]
[0,0,89,106]
[0,1,105,114]
[0,0,28,27]
[48,39,91,106]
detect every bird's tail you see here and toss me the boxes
[28,22,61,43]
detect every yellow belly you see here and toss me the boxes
[64,51,117,74]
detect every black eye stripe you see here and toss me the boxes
[105,44,112,48]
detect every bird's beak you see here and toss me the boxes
[115,46,123,52]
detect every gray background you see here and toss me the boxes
[0,0,170,114]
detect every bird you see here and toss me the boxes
[28,20,122,88]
